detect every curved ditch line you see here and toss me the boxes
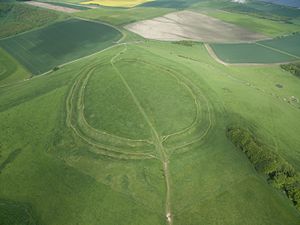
[161,69,214,154]
[120,58,204,144]
[65,63,155,160]
[78,64,153,146]
[120,56,214,156]
[76,66,154,151]
[133,59,213,147]
[66,59,154,148]
[111,45,173,225]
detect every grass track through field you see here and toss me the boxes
[110,44,173,224]
[64,42,216,225]
[255,42,300,60]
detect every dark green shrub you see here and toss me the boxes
[227,127,300,211]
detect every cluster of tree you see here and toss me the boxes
[281,63,300,78]
[227,127,300,211]
[173,40,196,47]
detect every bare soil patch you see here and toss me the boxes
[125,10,267,43]
[26,1,80,13]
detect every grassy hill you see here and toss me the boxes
[0,0,300,224]
[1,40,300,224]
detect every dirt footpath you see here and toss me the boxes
[125,10,267,43]
[25,1,80,13]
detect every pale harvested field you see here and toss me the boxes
[26,1,80,13]
[125,11,267,43]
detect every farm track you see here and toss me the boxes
[110,44,173,225]
[120,58,214,153]
[63,42,215,224]
[120,58,203,143]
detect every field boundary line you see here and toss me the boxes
[255,42,300,59]
[119,58,201,143]
[205,43,299,66]
[111,45,173,225]
[0,17,126,88]
[204,43,229,66]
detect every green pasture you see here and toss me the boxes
[210,33,300,64]
[1,40,300,224]
[259,33,300,58]
[0,2,64,39]
[74,6,174,25]
[0,18,122,75]
[219,1,300,21]
[43,1,90,10]
[0,48,29,86]
[205,10,300,37]
[210,43,297,64]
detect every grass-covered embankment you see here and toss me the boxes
[227,127,300,211]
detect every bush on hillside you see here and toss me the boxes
[281,63,300,78]
[227,127,300,211]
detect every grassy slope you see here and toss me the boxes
[0,48,30,86]
[0,2,65,39]
[0,53,165,225]
[134,41,300,223]
[0,40,300,224]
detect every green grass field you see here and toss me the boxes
[218,1,300,21]
[260,33,300,58]
[0,48,30,86]
[210,43,297,64]
[210,33,300,64]
[204,9,300,37]
[1,40,300,224]
[74,6,174,25]
[1,0,300,224]
[0,2,65,39]
[0,18,122,75]
[43,1,91,10]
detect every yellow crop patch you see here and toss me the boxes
[81,0,153,8]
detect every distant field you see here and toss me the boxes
[140,0,198,8]
[260,0,300,8]
[260,33,300,58]
[81,0,152,8]
[0,19,122,75]
[210,33,300,64]
[125,10,266,42]
[205,10,300,37]
[74,6,174,25]
[0,2,63,38]
[45,1,91,10]
[219,1,300,21]
[25,1,81,13]
[210,43,297,64]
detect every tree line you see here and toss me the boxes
[227,127,300,211]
